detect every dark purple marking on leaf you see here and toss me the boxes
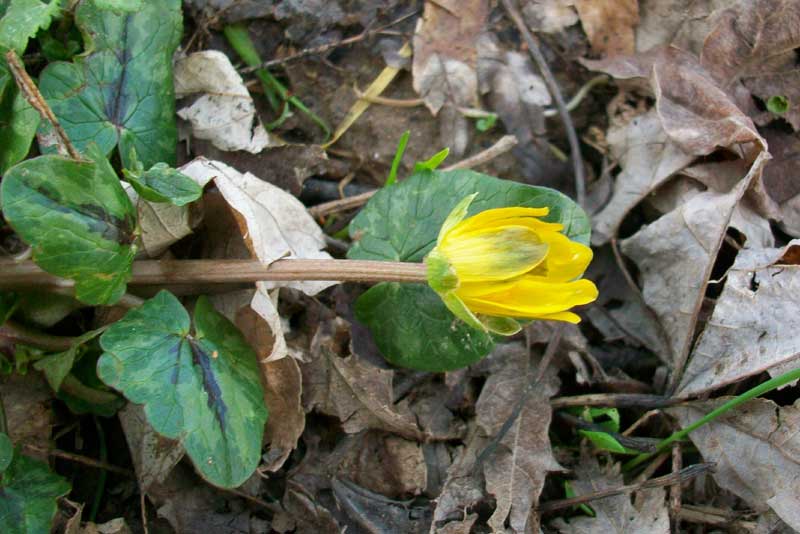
[33,183,136,244]
[168,341,181,385]
[187,337,227,431]
[105,15,132,128]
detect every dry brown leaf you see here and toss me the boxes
[332,477,432,532]
[303,318,426,441]
[701,0,800,129]
[521,0,579,33]
[575,0,639,57]
[174,50,271,153]
[476,343,563,533]
[620,151,769,378]
[761,131,800,237]
[591,109,694,244]
[551,455,669,534]
[78,518,132,534]
[635,0,729,54]
[1,372,53,461]
[412,0,487,156]
[677,241,800,397]
[584,46,766,156]
[669,398,800,530]
[118,403,184,493]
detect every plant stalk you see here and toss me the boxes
[0,259,430,290]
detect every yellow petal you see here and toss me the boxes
[439,225,548,282]
[534,230,594,282]
[447,206,552,237]
[461,277,598,318]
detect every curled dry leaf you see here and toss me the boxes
[575,0,639,57]
[551,454,669,534]
[412,0,487,156]
[635,0,728,54]
[476,343,563,533]
[591,109,693,245]
[521,0,579,33]
[303,318,426,442]
[174,50,271,153]
[620,151,769,378]
[669,398,800,530]
[678,241,800,397]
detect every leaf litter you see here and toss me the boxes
[5,0,800,532]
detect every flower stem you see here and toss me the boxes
[0,258,429,290]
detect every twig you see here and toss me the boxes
[242,10,420,72]
[537,463,714,513]
[308,135,519,218]
[500,0,586,207]
[22,444,135,477]
[543,75,609,117]
[353,85,424,107]
[670,443,682,534]
[0,320,76,351]
[550,393,678,410]
[5,51,81,160]
[0,259,429,290]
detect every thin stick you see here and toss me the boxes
[5,51,81,160]
[23,444,135,477]
[308,135,519,218]
[242,10,420,72]
[0,259,429,290]
[537,463,714,513]
[550,393,678,410]
[500,0,585,207]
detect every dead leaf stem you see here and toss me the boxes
[500,0,586,208]
[5,51,81,160]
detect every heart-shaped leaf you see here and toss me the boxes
[0,443,71,534]
[348,168,590,370]
[97,291,269,488]
[38,0,182,168]
[0,147,137,305]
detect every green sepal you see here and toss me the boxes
[436,192,476,245]
[440,292,485,333]
[480,315,521,336]
[425,249,458,293]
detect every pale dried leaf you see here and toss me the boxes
[259,353,305,471]
[678,241,800,397]
[412,0,487,156]
[303,318,426,441]
[636,0,728,54]
[118,403,184,492]
[592,109,694,244]
[79,518,132,534]
[551,455,669,534]
[620,151,769,375]
[521,0,578,33]
[477,343,563,533]
[669,398,800,530]
[184,158,335,296]
[174,50,271,153]
[575,0,639,57]
[701,0,800,129]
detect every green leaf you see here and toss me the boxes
[94,0,142,11]
[0,78,40,173]
[38,0,182,168]
[0,433,13,471]
[34,328,104,391]
[767,95,789,114]
[123,162,203,206]
[0,147,138,305]
[0,447,71,534]
[347,169,590,371]
[355,283,493,371]
[0,0,60,54]
[97,291,268,488]
[579,430,632,454]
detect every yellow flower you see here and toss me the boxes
[425,194,598,335]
